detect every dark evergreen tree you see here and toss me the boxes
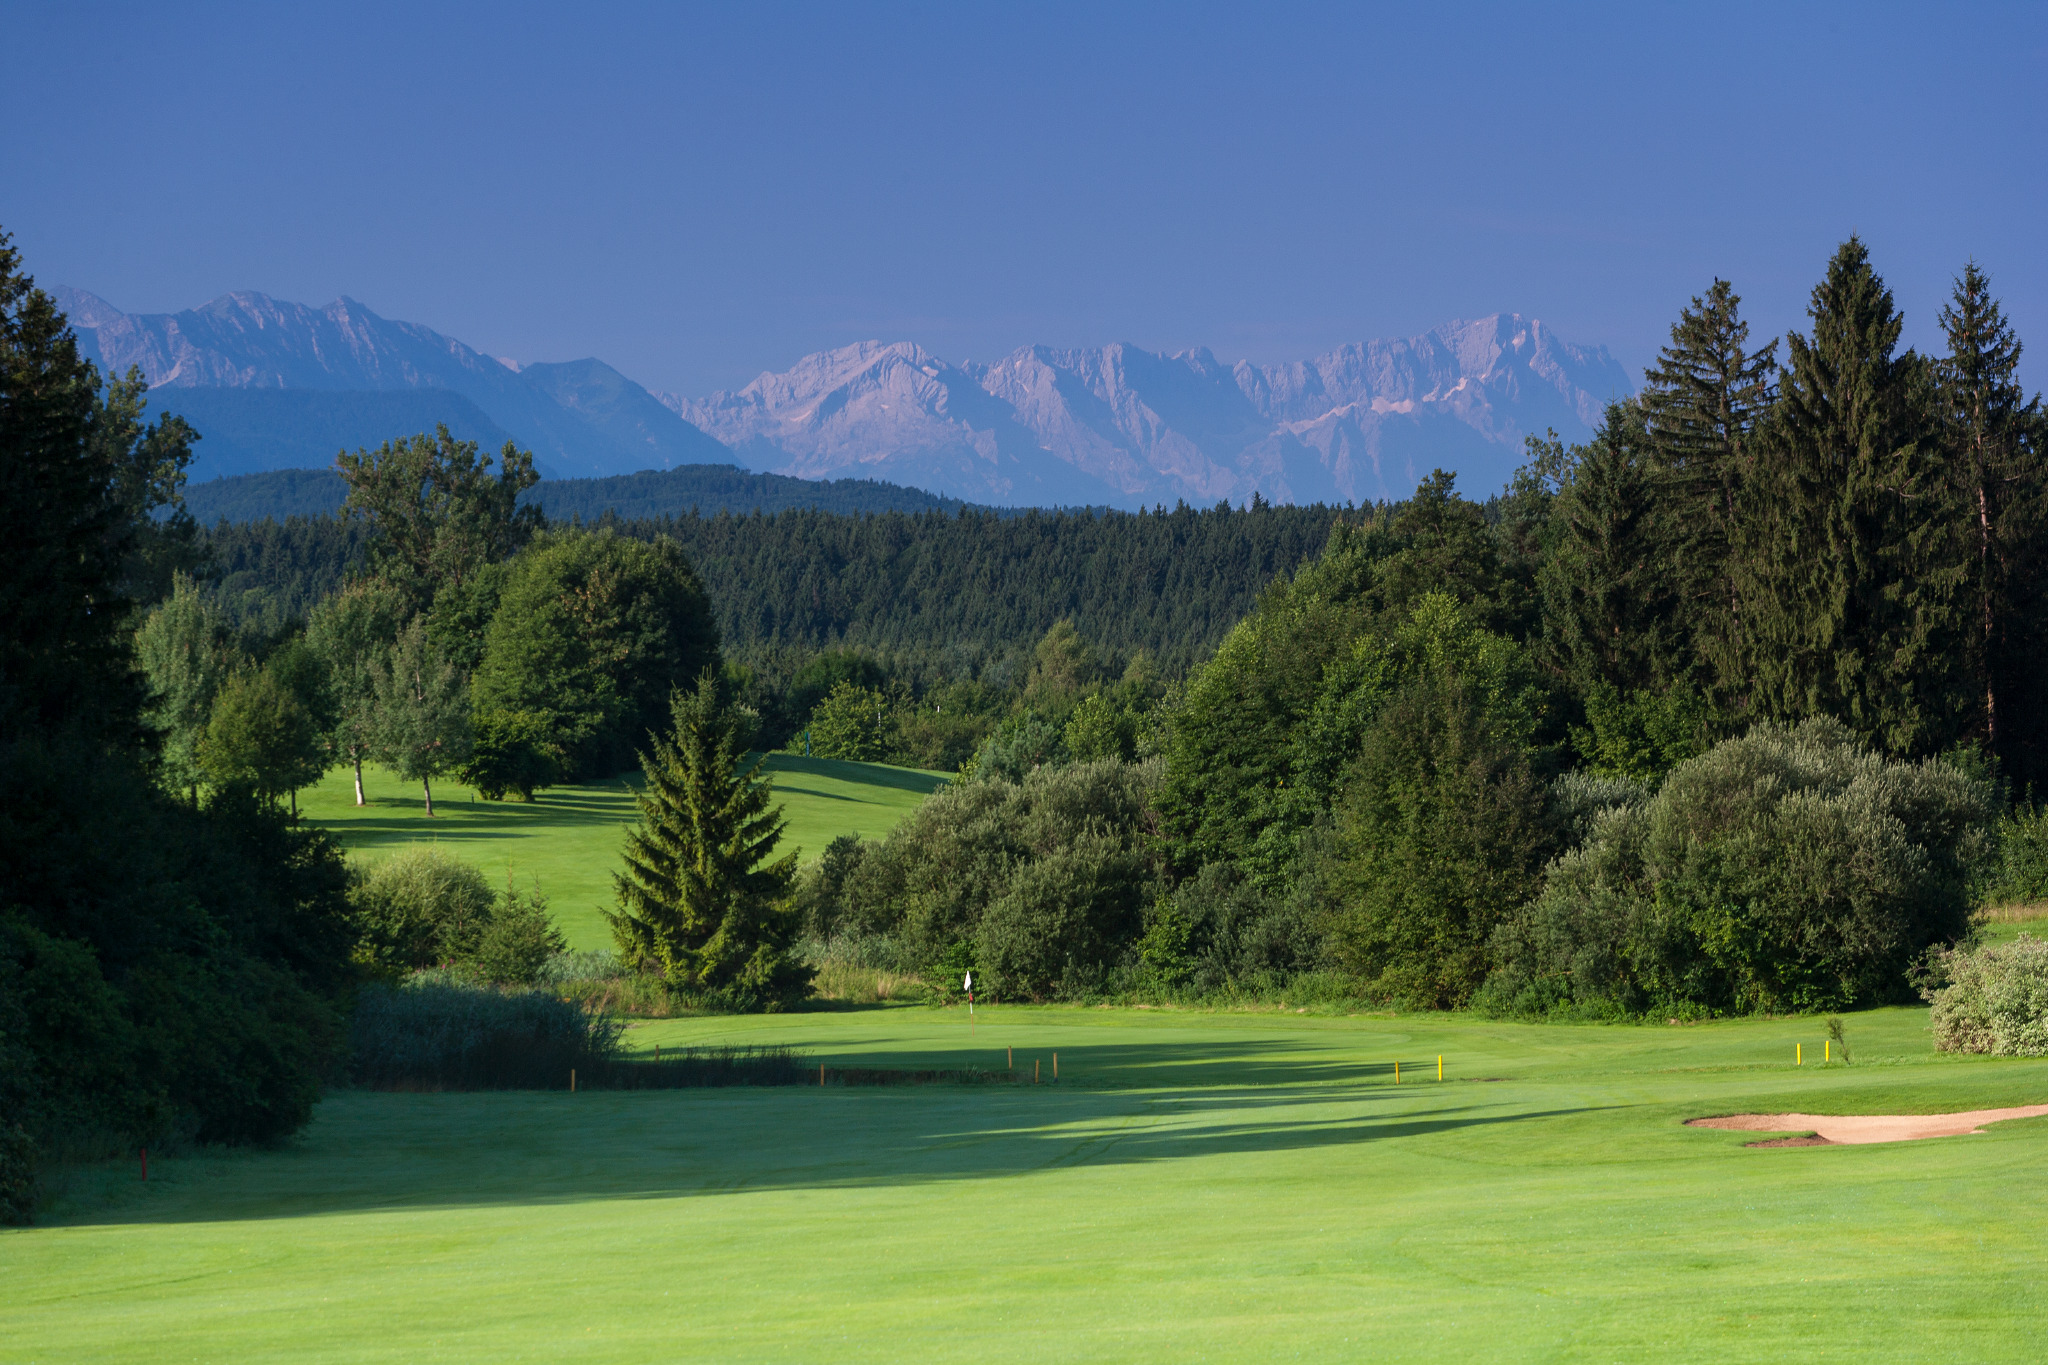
[1537,401,1673,695]
[1637,279,1777,708]
[608,677,810,1010]
[1740,238,1958,755]
[1935,263,2048,783]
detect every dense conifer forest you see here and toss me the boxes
[198,499,1345,678]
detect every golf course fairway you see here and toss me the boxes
[297,755,950,949]
[8,1004,2047,1362]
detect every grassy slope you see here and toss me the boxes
[298,755,949,950]
[9,1005,2048,1362]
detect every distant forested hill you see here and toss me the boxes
[183,463,973,525]
[625,503,1340,674]
[198,500,1340,673]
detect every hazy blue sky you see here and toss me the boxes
[5,1,2043,397]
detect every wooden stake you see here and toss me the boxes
[1034,1058,1040,1083]
[571,1068,577,1092]
[1053,1052,1058,1081]
[1008,1046,1013,1069]
[140,1147,148,1182]
[820,1063,826,1087]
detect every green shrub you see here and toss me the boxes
[846,758,1161,995]
[793,833,869,938]
[959,712,1069,783]
[976,833,1148,999]
[349,849,562,984]
[1140,862,1332,992]
[1485,720,1996,1017]
[350,848,498,971]
[469,885,567,986]
[1926,935,2048,1055]
[349,980,622,1090]
[1982,805,2048,907]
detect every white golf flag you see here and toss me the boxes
[964,971,973,991]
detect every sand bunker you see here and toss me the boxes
[1687,1104,2048,1145]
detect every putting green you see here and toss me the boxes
[9,1006,2048,1361]
[297,755,948,950]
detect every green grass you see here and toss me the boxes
[9,1004,2048,1362]
[297,755,949,950]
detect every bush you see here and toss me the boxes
[976,833,1148,999]
[824,758,1163,998]
[959,713,1068,783]
[350,848,498,971]
[1139,861,1332,992]
[349,980,623,1090]
[349,850,562,984]
[1982,804,2048,907]
[1926,936,2048,1055]
[469,885,567,985]
[1485,720,1996,1017]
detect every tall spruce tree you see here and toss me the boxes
[1537,401,1672,694]
[1740,238,1958,755]
[1935,263,2048,781]
[1637,279,1777,710]
[607,676,810,1010]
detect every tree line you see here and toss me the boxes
[799,238,2046,1017]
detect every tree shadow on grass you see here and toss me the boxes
[759,754,950,795]
[59,1039,1605,1229]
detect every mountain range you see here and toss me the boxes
[54,287,729,481]
[58,287,1633,507]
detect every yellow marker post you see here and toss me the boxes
[1394,1061,1400,1084]
[1825,1039,1831,1063]
[1438,1055,1443,1082]
[1797,1044,1802,1066]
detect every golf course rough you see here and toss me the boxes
[7,1005,2047,1362]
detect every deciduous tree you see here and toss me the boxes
[371,619,471,816]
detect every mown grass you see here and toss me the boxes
[9,1004,2047,1362]
[299,755,948,950]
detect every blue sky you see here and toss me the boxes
[5,1,2043,397]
